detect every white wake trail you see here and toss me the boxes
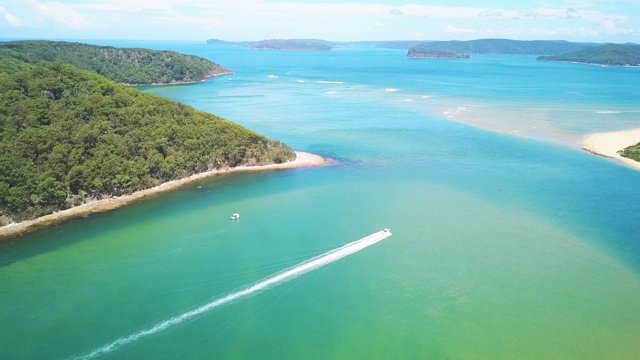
[72,229,392,360]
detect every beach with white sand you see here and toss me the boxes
[581,128,640,171]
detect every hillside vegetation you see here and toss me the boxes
[620,142,640,162]
[0,40,231,85]
[537,44,640,66]
[407,39,595,55]
[0,62,294,222]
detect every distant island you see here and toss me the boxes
[407,46,470,60]
[0,45,301,229]
[252,39,334,51]
[206,38,619,56]
[207,38,334,51]
[537,44,640,66]
[207,38,434,50]
[405,39,597,56]
[0,40,232,85]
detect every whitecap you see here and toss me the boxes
[325,91,338,95]
[267,74,278,78]
[596,110,622,114]
[385,88,398,92]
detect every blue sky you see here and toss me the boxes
[1,0,639,42]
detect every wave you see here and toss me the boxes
[267,74,278,78]
[316,81,345,84]
[385,88,398,92]
[325,91,338,96]
[70,230,392,360]
[596,110,622,114]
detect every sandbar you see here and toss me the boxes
[0,151,325,241]
[581,128,640,171]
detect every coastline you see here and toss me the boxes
[0,151,325,241]
[581,128,640,171]
[128,71,234,87]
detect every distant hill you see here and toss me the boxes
[206,38,431,50]
[375,41,430,50]
[407,39,597,55]
[207,38,334,51]
[407,46,469,60]
[0,40,232,85]
[537,44,640,66]
[252,39,334,51]
[0,61,294,222]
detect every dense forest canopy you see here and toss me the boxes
[0,40,232,85]
[537,44,640,66]
[0,62,295,223]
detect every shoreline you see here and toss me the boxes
[0,151,325,241]
[128,71,234,87]
[581,128,640,171]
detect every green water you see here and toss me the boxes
[1,45,640,359]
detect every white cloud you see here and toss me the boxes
[0,6,22,26]
[7,0,639,42]
[29,0,93,29]
[444,25,475,34]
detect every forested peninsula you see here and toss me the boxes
[0,40,232,85]
[537,44,640,66]
[0,59,296,227]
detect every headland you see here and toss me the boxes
[0,152,325,241]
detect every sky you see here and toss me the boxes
[1,0,639,43]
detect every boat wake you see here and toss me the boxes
[70,229,392,360]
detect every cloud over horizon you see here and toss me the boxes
[1,0,638,42]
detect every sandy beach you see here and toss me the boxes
[581,128,640,171]
[0,151,325,240]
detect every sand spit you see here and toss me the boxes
[581,128,640,171]
[0,151,325,241]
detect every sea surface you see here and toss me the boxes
[1,41,640,359]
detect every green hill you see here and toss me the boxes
[0,40,232,85]
[0,62,294,222]
[407,39,595,55]
[537,44,640,66]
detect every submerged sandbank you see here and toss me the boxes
[581,128,640,171]
[0,151,325,241]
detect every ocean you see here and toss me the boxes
[1,41,640,359]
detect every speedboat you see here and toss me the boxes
[230,213,240,220]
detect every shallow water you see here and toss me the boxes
[1,43,640,359]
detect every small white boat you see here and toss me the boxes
[230,213,240,220]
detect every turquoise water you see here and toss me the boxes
[1,43,640,359]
